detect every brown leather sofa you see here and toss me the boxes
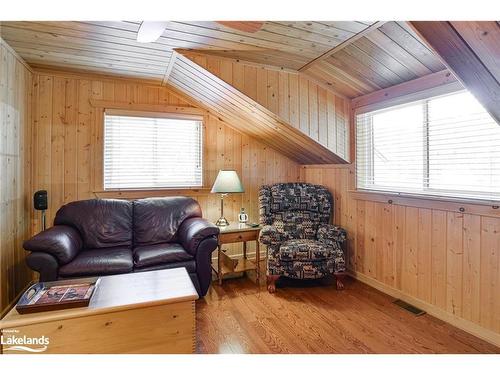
[23,197,219,296]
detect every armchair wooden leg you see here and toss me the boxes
[334,273,346,290]
[267,275,280,293]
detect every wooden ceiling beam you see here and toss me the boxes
[298,21,386,72]
[352,69,459,111]
[161,51,178,86]
[409,21,500,124]
[174,48,300,74]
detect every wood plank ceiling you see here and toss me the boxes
[0,20,444,98]
[0,21,175,81]
[0,21,368,81]
[302,22,445,97]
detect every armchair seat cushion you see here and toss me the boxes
[279,239,333,261]
[275,260,335,279]
[59,247,133,277]
[133,243,193,268]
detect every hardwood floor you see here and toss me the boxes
[196,276,500,354]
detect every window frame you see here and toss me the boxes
[353,85,500,206]
[101,108,205,192]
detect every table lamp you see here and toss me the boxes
[211,170,244,226]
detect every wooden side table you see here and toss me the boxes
[213,223,261,285]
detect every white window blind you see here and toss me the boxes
[104,113,203,189]
[356,90,500,201]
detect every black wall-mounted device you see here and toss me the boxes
[34,190,48,231]
[34,190,48,211]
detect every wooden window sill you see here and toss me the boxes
[93,188,212,199]
[350,190,500,218]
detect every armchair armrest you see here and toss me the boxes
[317,224,347,244]
[178,217,220,256]
[23,225,82,265]
[259,225,289,246]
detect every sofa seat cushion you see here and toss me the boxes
[133,243,193,268]
[134,260,196,274]
[278,239,332,261]
[59,247,133,277]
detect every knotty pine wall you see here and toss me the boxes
[0,40,33,314]
[30,69,301,254]
[301,164,500,346]
[186,54,350,161]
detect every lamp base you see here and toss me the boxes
[215,217,230,227]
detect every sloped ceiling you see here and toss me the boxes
[0,21,175,81]
[177,21,446,98]
[409,21,500,125]
[0,21,375,84]
[1,20,448,99]
[301,22,445,97]
[166,53,348,164]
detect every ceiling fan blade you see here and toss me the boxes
[217,21,264,33]
[137,21,168,43]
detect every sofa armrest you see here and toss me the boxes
[178,218,220,256]
[317,224,347,244]
[194,236,219,296]
[259,225,289,246]
[26,252,59,281]
[23,225,82,265]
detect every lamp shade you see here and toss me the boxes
[211,170,244,193]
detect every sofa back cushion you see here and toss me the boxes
[54,199,133,249]
[133,197,202,246]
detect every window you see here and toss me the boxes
[356,90,500,201]
[104,112,203,189]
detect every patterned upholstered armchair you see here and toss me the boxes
[258,183,347,293]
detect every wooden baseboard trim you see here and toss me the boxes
[348,270,500,348]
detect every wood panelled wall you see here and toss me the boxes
[185,53,351,161]
[301,164,500,346]
[0,40,33,314]
[30,68,301,249]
